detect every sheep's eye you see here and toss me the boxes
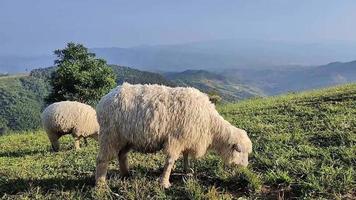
[232,144,242,152]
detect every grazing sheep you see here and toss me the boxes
[41,101,99,151]
[95,83,252,188]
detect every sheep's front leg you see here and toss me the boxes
[118,145,131,177]
[49,133,60,152]
[74,137,81,150]
[84,137,89,146]
[160,155,178,188]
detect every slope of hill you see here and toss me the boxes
[0,74,50,132]
[0,66,174,133]
[164,70,263,102]
[218,83,356,198]
[110,65,175,86]
[1,84,354,199]
[30,65,175,86]
[221,60,356,95]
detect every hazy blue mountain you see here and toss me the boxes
[1,39,356,98]
[31,65,261,102]
[91,39,356,71]
[2,39,356,73]
[221,60,356,95]
[0,55,54,74]
[164,69,263,102]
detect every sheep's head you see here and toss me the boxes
[221,127,252,167]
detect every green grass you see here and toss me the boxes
[1,84,355,199]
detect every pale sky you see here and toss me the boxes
[1,0,356,55]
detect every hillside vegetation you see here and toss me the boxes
[0,84,355,199]
[30,65,174,87]
[111,65,175,86]
[0,66,174,133]
[0,75,49,133]
[164,70,263,102]
[0,66,261,133]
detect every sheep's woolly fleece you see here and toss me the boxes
[42,101,99,139]
[96,83,252,162]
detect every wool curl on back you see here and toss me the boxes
[41,101,99,150]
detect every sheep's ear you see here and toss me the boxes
[232,144,242,152]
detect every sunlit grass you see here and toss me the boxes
[1,83,355,199]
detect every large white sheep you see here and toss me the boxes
[41,101,99,151]
[95,83,252,188]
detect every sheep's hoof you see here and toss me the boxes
[50,148,59,153]
[120,172,130,178]
[95,179,108,189]
[159,180,171,189]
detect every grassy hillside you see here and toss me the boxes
[110,65,175,86]
[0,74,49,133]
[165,70,263,102]
[0,66,174,133]
[30,65,174,87]
[219,83,356,199]
[0,84,354,199]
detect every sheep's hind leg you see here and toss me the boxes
[160,154,179,188]
[96,146,113,187]
[96,158,109,187]
[118,145,131,177]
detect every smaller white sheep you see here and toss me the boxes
[41,101,99,151]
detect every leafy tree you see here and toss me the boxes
[47,43,116,105]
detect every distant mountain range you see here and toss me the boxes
[162,59,356,99]
[164,70,263,101]
[0,39,355,98]
[29,65,259,102]
[27,61,356,100]
[2,39,356,73]
[2,61,354,133]
[90,39,356,71]
[220,60,356,95]
[0,55,55,74]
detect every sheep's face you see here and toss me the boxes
[224,128,252,167]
